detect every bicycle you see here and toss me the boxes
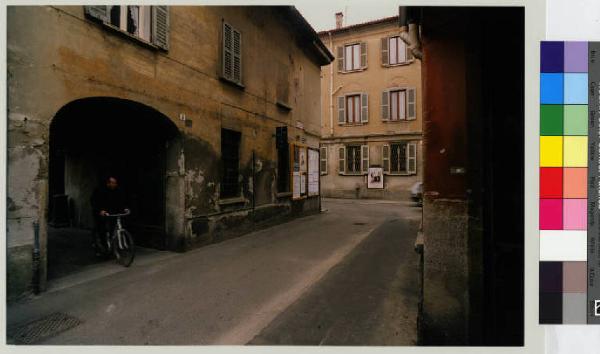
[93,210,136,267]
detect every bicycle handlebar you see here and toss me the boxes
[104,210,131,217]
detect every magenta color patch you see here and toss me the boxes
[540,199,563,230]
[563,199,587,230]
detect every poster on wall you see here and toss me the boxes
[301,174,306,194]
[368,167,384,189]
[292,172,301,199]
[299,147,307,173]
[308,149,320,196]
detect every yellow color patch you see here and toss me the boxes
[564,136,588,167]
[540,136,563,167]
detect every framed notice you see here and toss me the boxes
[292,144,308,199]
[368,167,384,189]
[308,148,320,196]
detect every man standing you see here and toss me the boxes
[90,176,129,255]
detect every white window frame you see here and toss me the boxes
[382,87,416,122]
[344,43,361,71]
[108,5,152,43]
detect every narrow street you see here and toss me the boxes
[7,199,421,345]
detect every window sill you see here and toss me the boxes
[276,192,292,198]
[218,196,247,205]
[339,173,366,176]
[219,76,245,90]
[382,60,414,68]
[338,122,368,127]
[276,101,292,111]
[338,67,368,74]
[102,23,163,51]
[385,172,417,176]
[382,119,416,123]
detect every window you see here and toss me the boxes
[337,42,367,72]
[84,6,169,50]
[277,142,290,193]
[346,146,362,174]
[338,93,369,124]
[222,22,242,85]
[383,142,417,175]
[381,36,412,66]
[320,147,328,175]
[338,145,369,175]
[381,88,416,121]
[220,129,241,198]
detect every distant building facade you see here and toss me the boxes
[318,14,423,200]
[7,6,332,300]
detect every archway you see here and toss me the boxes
[47,97,183,279]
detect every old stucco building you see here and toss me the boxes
[318,14,422,200]
[7,6,332,300]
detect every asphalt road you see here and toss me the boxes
[7,198,421,345]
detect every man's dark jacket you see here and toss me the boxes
[90,186,128,215]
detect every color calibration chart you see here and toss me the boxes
[540,41,600,324]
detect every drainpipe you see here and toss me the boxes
[329,31,334,137]
[32,222,41,294]
[398,7,423,60]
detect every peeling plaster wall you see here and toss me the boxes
[7,6,325,300]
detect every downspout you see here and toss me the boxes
[398,7,423,60]
[329,31,334,137]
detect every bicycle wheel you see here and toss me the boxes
[112,229,135,267]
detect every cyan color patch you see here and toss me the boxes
[541,73,564,104]
[564,73,588,104]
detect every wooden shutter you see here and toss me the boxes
[360,42,367,68]
[151,6,169,50]
[407,87,416,120]
[233,29,242,83]
[381,37,389,65]
[338,96,346,124]
[408,142,417,174]
[361,145,370,173]
[338,146,346,174]
[222,22,233,80]
[337,46,345,72]
[84,6,108,22]
[382,144,390,173]
[381,90,389,121]
[320,147,328,175]
[361,93,369,123]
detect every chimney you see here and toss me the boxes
[335,12,343,29]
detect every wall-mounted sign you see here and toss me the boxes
[368,167,384,189]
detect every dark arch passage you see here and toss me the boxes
[48,97,182,279]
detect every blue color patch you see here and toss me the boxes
[541,73,564,104]
[564,73,588,104]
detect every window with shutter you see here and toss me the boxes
[86,6,162,48]
[360,42,367,68]
[381,91,389,121]
[408,142,417,174]
[338,146,346,174]
[361,145,370,173]
[338,96,346,124]
[382,144,390,173]
[381,37,389,65]
[320,147,328,175]
[407,88,416,120]
[222,22,242,85]
[361,93,369,123]
[152,6,169,50]
[337,46,345,72]
[346,146,362,174]
[343,43,361,71]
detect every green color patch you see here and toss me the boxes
[540,105,563,136]
[564,105,587,136]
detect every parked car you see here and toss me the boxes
[410,182,423,206]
